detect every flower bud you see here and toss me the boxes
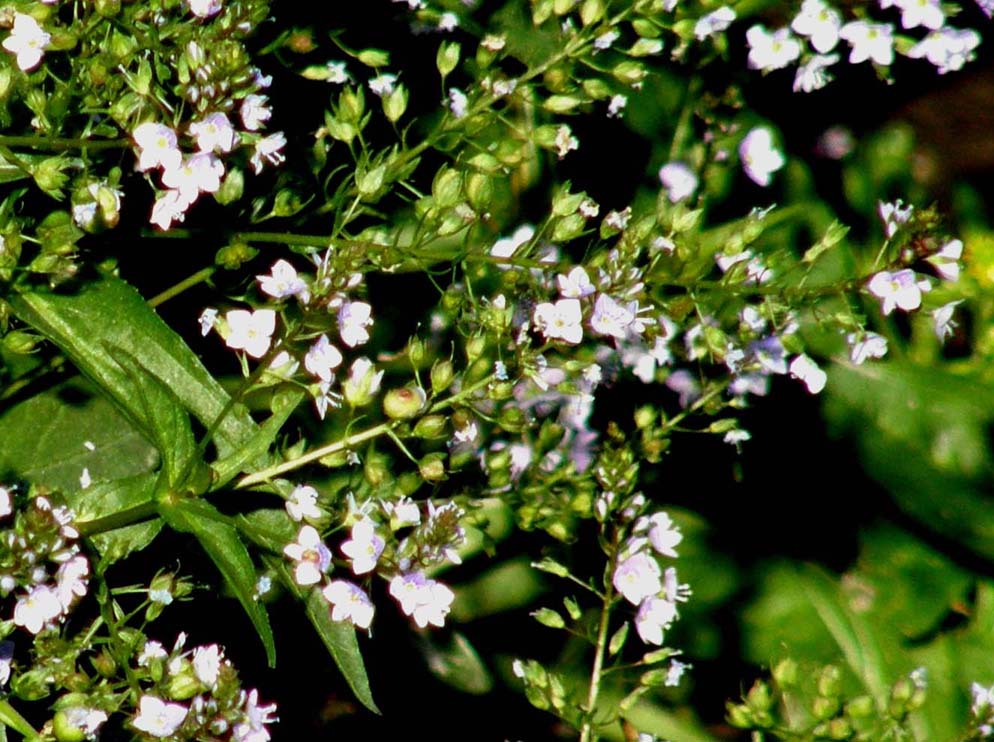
[419,453,447,482]
[94,0,120,16]
[343,358,384,407]
[580,0,605,24]
[746,680,773,712]
[465,172,492,211]
[90,651,117,679]
[3,330,37,355]
[436,41,460,77]
[771,658,798,688]
[364,454,390,487]
[165,660,200,700]
[383,386,426,420]
[817,665,841,698]
[215,242,258,270]
[725,702,753,728]
[430,359,455,394]
[383,84,408,123]
[846,695,874,719]
[812,696,839,720]
[414,414,448,439]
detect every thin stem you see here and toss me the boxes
[147,266,215,308]
[580,537,620,742]
[0,135,129,151]
[233,231,332,246]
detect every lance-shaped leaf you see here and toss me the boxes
[10,276,258,458]
[67,472,161,565]
[160,498,275,666]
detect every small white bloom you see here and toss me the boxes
[746,25,802,71]
[62,708,108,739]
[793,54,839,93]
[162,153,225,201]
[590,293,635,340]
[932,300,962,341]
[533,299,583,344]
[448,88,468,118]
[557,266,595,298]
[304,334,343,382]
[438,12,459,31]
[791,0,841,53]
[369,74,397,97]
[612,552,662,605]
[286,485,322,522]
[594,30,619,50]
[607,94,627,118]
[79,467,92,489]
[839,21,894,66]
[867,269,926,315]
[55,555,89,611]
[283,525,332,586]
[188,0,223,18]
[133,123,182,173]
[788,354,827,394]
[198,307,218,336]
[250,132,287,174]
[192,644,222,688]
[927,238,963,282]
[340,518,385,575]
[225,309,276,358]
[384,497,421,529]
[389,572,454,628]
[635,596,678,645]
[907,27,980,74]
[133,696,188,738]
[554,125,578,159]
[3,13,51,72]
[659,162,698,203]
[14,584,63,634]
[739,127,785,187]
[0,487,11,519]
[694,6,736,40]
[338,301,373,347]
[491,225,534,260]
[878,199,913,238]
[886,0,944,30]
[323,580,375,630]
[257,259,309,302]
[137,640,167,667]
[149,189,194,231]
[188,113,237,154]
[644,512,682,558]
[847,331,888,364]
[240,94,272,131]
[666,658,690,687]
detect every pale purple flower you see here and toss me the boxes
[694,6,736,40]
[225,309,276,358]
[644,512,682,558]
[932,300,962,341]
[793,54,839,93]
[659,162,698,203]
[746,25,802,71]
[739,127,784,187]
[635,596,678,645]
[189,112,237,153]
[927,238,962,282]
[847,331,888,364]
[286,485,321,522]
[878,199,913,238]
[55,555,89,611]
[13,584,62,633]
[340,519,385,575]
[338,302,373,347]
[533,299,583,344]
[250,133,287,174]
[323,580,375,630]
[791,0,841,53]
[162,153,224,201]
[133,696,188,738]
[557,266,595,298]
[867,269,928,315]
[612,552,662,605]
[304,335,343,382]
[839,21,894,65]
[907,28,980,74]
[257,259,309,302]
[193,645,222,688]
[133,123,182,173]
[149,189,193,231]
[283,525,331,586]
[789,354,827,394]
[198,308,218,336]
[3,13,50,72]
[240,94,272,131]
[389,572,454,628]
[188,0,223,18]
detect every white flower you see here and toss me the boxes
[867,269,928,315]
[304,334,343,382]
[594,30,619,50]
[438,12,459,31]
[793,54,839,93]
[225,309,276,358]
[663,565,692,603]
[557,266,595,298]
[162,153,224,201]
[789,354,827,394]
[198,307,218,337]
[55,555,89,611]
[607,94,627,118]
[188,0,223,18]
[369,74,397,97]
[3,13,51,72]
[972,682,994,714]
[389,572,455,628]
[644,512,683,557]
[283,525,331,586]
[193,644,222,688]
[340,519,385,575]
[658,162,698,203]
[250,132,287,174]
[257,259,309,302]
[491,225,534,259]
[612,552,662,605]
[13,584,62,633]
[133,123,182,173]
[839,21,894,66]
[448,88,468,118]
[878,199,914,238]
[189,112,237,153]
[746,25,802,71]
[590,293,639,340]
[847,331,888,364]
[62,708,108,738]
[932,300,961,341]
[240,94,272,131]
[286,485,322,522]
[694,6,736,40]
[554,125,578,159]
[791,0,841,53]
[884,0,944,30]
[233,689,278,742]
[133,696,188,738]
[666,659,690,687]
[533,299,583,344]
[338,301,373,347]
[384,497,421,529]
[739,127,784,187]
[927,238,962,282]
[0,487,10,519]
[137,640,167,667]
[907,28,980,74]
[635,597,678,645]
[150,189,194,231]
[323,580,375,630]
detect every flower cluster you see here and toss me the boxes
[131,634,277,741]
[0,487,89,636]
[283,494,464,632]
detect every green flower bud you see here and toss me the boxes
[215,242,258,270]
[340,87,365,124]
[383,387,426,420]
[94,0,121,16]
[165,660,200,700]
[771,658,798,688]
[812,696,840,721]
[580,0,604,24]
[419,453,447,482]
[364,454,391,487]
[846,695,875,719]
[383,84,408,122]
[551,213,585,243]
[746,680,773,712]
[612,60,647,87]
[726,702,753,728]
[32,157,70,198]
[818,665,842,698]
[433,168,463,208]
[465,172,492,211]
[90,651,117,679]
[0,68,14,100]
[430,359,455,394]
[826,718,852,740]
[543,95,583,114]
[215,167,244,206]
[436,41,460,77]
[414,414,448,439]
[3,330,37,355]
[465,335,487,362]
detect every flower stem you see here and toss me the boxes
[580,533,621,742]
[147,266,215,308]
[0,135,129,151]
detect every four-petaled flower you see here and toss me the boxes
[132,695,188,738]
[304,334,343,382]
[644,512,683,558]
[340,518,385,575]
[839,21,894,66]
[867,269,929,315]
[389,572,455,628]
[635,596,678,645]
[282,525,331,586]
[739,127,785,187]
[323,580,375,630]
[789,354,827,394]
[534,299,583,344]
[658,162,698,203]
[612,552,662,605]
[286,484,322,522]
[225,309,276,358]
[3,13,51,72]
[339,302,374,347]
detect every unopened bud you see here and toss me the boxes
[383,387,426,420]
[419,453,447,481]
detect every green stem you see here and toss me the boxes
[0,699,40,740]
[147,266,215,308]
[0,135,129,151]
[580,537,621,742]
[233,231,332,246]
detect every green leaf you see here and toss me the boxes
[303,587,379,713]
[212,389,305,489]
[236,508,297,554]
[10,277,258,459]
[160,499,275,666]
[67,473,161,564]
[419,632,493,695]
[0,378,158,492]
[0,699,36,739]
[113,351,198,490]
